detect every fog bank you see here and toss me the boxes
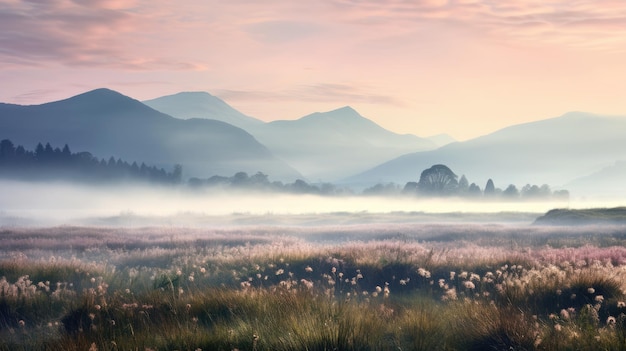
[0,180,622,226]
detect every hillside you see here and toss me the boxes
[566,161,626,198]
[249,106,437,181]
[145,92,439,181]
[0,89,300,180]
[143,92,263,130]
[346,112,626,192]
[425,133,456,147]
[534,207,626,225]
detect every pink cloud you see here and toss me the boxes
[4,0,625,73]
[316,0,626,51]
[0,0,205,70]
[217,83,404,107]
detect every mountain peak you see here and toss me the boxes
[75,88,127,99]
[143,91,263,128]
[168,91,215,99]
[309,106,363,122]
[426,133,457,147]
[333,105,357,113]
[87,87,118,94]
[145,91,226,109]
[328,106,359,116]
[52,88,140,110]
[0,89,300,181]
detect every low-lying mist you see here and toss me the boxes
[0,180,622,227]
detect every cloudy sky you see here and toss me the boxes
[2,0,626,140]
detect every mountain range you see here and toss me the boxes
[143,92,263,130]
[567,161,626,198]
[1,88,625,199]
[346,112,626,193]
[249,107,437,180]
[0,89,300,180]
[143,92,440,180]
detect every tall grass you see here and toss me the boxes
[1,223,626,350]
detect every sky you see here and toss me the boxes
[2,0,626,141]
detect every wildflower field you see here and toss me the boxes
[2,213,626,350]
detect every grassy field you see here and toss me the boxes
[1,215,626,350]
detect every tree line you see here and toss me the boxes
[0,141,571,200]
[400,164,569,200]
[0,139,182,184]
[189,172,351,195]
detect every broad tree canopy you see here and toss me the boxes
[417,164,458,195]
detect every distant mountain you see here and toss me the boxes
[143,92,263,130]
[566,161,626,198]
[426,134,456,147]
[0,89,300,180]
[249,106,437,181]
[145,94,438,181]
[346,112,626,194]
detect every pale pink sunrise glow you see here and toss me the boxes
[1,0,626,140]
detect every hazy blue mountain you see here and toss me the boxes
[250,106,437,181]
[143,92,263,130]
[426,133,456,147]
[345,112,626,193]
[0,89,300,180]
[145,93,438,181]
[566,161,626,198]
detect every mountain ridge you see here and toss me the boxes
[0,88,301,181]
[143,91,263,130]
[345,111,626,194]
[144,92,439,181]
[4,88,622,198]
[251,106,437,180]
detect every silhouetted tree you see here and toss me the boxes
[417,164,458,196]
[231,172,249,186]
[521,184,541,198]
[0,139,15,159]
[468,183,482,196]
[539,184,552,197]
[319,182,338,195]
[403,181,418,194]
[289,179,319,194]
[62,144,71,157]
[139,163,149,177]
[171,164,183,183]
[484,179,496,197]
[15,145,26,157]
[35,143,45,160]
[502,184,519,198]
[363,183,400,195]
[0,139,182,184]
[271,180,285,190]
[250,172,269,186]
[207,175,229,186]
[458,175,469,194]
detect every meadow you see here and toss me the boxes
[1,213,626,350]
